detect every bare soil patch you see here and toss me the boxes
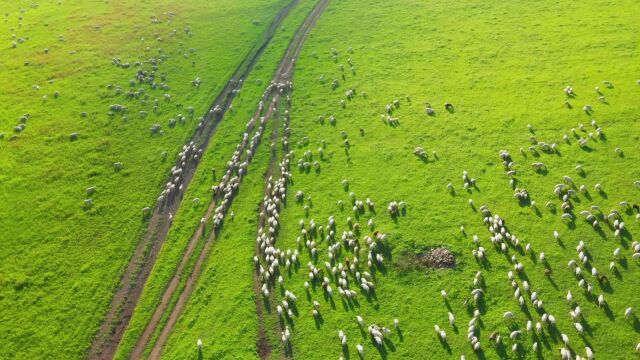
[417,247,456,269]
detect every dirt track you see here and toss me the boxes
[88,1,299,359]
[139,0,330,358]
[136,91,281,360]
[250,1,330,358]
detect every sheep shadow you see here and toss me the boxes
[593,226,608,239]
[517,198,532,207]
[370,340,389,359]
[262,297,272,313]
[383,337,396,352]
[612,267,623,280]
[564,221,576,231]
[545,274,559,290]
[283,342,293,358]
[437,338,452,354]
[533,207,542,217]
[536,329,552,349]
[477,257,493,270]
[493,342,508,358]
[341,298,355,312]
[602,304,615,320]
[581,319,595,337]
[313,313,324,329]
[364,289,378,304]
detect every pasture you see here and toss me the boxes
[270,0,640,359]
[1,0,639,359]
[0,0,288,358]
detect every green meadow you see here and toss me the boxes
[0,0,288,358]
[1,0,639,359]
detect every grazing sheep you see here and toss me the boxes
[585,346,594,360]
[414,147,427,158]
[426,104,435,116]
[503,311,514,321]
[564,86,575,96]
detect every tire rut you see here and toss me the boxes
[88,1,299,359]
[141,0,329,358]
[251,1,330,358]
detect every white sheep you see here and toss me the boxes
[585,346,594,360]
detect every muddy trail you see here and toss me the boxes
[136,0,329,358]
[252,2,330,358]
[135,96,281,360]
[88,1,299,359]
[253,100,284,360]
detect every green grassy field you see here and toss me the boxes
[0,0,288,358]
[160,1,319,358]
[2,0,640,359]
[114,1,317,358]
[265,0,640,359]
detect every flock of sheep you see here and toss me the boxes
[9,4,638,358]
[191,38,640,359]
[436,83,639,359]
[250,73,402,358]
[223,45,639,359]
